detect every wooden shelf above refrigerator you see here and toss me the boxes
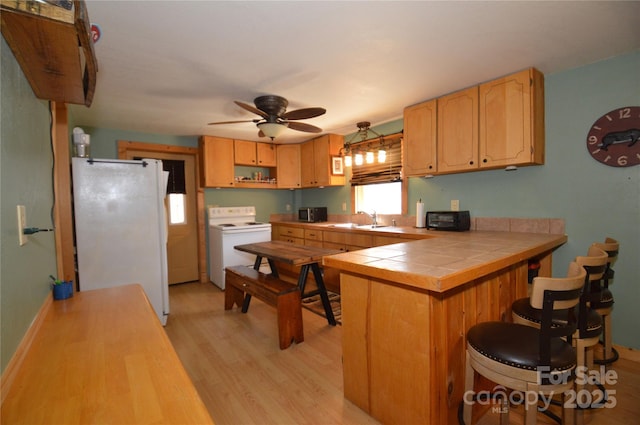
[0,0,97,106]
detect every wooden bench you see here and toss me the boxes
[224,265,304,349]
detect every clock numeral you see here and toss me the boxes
[619,108,631,119]
[587,135,599,145]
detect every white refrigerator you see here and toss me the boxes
[72,157,170,325]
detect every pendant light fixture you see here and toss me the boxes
[340,121,390,167]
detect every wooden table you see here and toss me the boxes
[234,240,341,326]
[1,284,213,425]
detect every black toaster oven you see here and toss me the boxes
[426,211,470,231]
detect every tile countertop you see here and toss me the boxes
[322,230,568,293]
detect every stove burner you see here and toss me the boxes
[245,222,264,225]
[218,223,236,227]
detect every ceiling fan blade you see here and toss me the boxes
[282,107,326,120]
[234,100,269,118]
[207,119,260,125]
[286,121,323,133]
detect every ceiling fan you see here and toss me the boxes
[208,95,326,140]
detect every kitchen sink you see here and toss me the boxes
[330,223,387,229]
[331,223,358,228]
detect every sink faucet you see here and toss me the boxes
[357,210,378,226]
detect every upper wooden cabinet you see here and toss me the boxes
[276,144,301,189]
[479,68,544,168]
[300,134,345,188]
[199,136,235,188]
[199,134,343,189]
[234,140,277,167]
[403,99,437,176]
[0,0,97,106]
[437,86,479,174]
[256,142,277,166]
[403,67,545,177]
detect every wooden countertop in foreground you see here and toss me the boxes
[323,230,567,292]
[1,284,214,425]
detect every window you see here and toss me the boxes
[355,181,402,214]
[163,159,187,225]
[168,193,186,224]
[349,132,404,214]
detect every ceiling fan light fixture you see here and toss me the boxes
[257,122,288,139]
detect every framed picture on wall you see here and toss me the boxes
[332,156,344,175]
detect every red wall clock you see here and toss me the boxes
[586,106,640,167]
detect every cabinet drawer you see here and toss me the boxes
[304,229,323,241]
[323,231,346,244]
[346,233,373,248]
[305,240,324,248]
[279,226,304,239]
[373,235,412,246]
[323,241,347,252]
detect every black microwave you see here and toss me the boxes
[299,207,327,223]
[426,211,470,231]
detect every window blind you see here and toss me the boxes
[350,133,403,186]
[163,159,186,194]
[135,157,186,194]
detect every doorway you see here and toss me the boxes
[118,141,204,284]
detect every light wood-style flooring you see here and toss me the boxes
[165,282,640,425]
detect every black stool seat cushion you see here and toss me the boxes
[467,322,576,372]
[590,288,614,309]
[580,309,603,338]
[512,298,602,338]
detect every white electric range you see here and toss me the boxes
[208,206,272,289]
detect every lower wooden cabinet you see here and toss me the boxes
[275,225,304,245]
[304,229,323,247]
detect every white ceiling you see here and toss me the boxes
[69,0,640,144]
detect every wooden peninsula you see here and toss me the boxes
[322,230,567,425]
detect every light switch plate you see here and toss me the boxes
[17,205,27,246]
[451,200,460,211]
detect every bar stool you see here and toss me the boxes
[512,246,608,373]
[589,238,619,364]
[463,262,586,425]
[573,247,609,425]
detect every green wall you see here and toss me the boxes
[1,38,59,372]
